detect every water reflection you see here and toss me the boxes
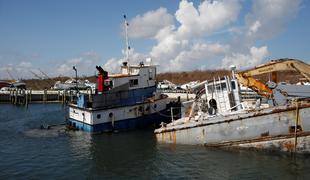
[67,131,94,160]
[1,104,310,179]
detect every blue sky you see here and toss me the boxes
[0,0,309,79]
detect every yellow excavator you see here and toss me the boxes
[235,58,310,105]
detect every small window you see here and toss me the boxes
[149,69,153,80]
[129,79,139,87]
[231,81,236,90]
[97,114,101,119]
[154,104,157,109]
[221,83,227,90]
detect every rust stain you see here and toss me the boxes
[160,131,176,144]
[205,132,310,148]
[282,141,294,152]
[185,106,192,117]
[260,131,269,137]
[253,144,264,149]
[171,131,176,144]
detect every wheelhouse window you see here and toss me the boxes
[129,79,139,87]
[231,81,236,90]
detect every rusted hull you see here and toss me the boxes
[155,104,310,153]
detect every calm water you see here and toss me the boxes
[0,104,309,179]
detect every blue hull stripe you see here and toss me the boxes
[67,110,171,132]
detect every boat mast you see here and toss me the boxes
[123,15,130,65]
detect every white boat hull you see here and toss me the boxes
[68,97,171,132]
[155,103,310,153]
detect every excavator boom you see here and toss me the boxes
[235,59,310,96]
[239,59,310,81]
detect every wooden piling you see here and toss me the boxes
[62,90,66,105]
[58,90,60,102]
[29,89,32,103]
[10,90,12,103]
[25,90,29,108]
[22,89,25,105]
[14,90,17,105]
[43,89,47,103]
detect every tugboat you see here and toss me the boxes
[67,61,174,132]
[67,16,178,132]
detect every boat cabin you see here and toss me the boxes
[108,62,156,91]
[78,62,158,109]
[204,76,242,114]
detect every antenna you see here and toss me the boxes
[38,68,51,80]
[6,68,16,81]
[29,70,43,79]
[123,14,130,64]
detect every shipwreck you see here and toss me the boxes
[155,59,310,154]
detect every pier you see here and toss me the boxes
[0,89,93,105]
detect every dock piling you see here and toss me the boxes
[25,90,29,109]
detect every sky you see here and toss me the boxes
[0,0,309,79]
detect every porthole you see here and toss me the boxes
[154,104,157,109]
[109,112,113,118]
[97,114,101,119]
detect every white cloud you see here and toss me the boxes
[103,0,301,73]
[128,7,174,39]
[18,61,33,68]
[0,0,304,79]
[103,48,149,73]
[175,0,241,38]
[222,46,269,69]
[245,0,302,39]
[139,0,241,72]
[0,61,34,79]
[247,20,261,36]
[168,43,230,71]
[55,51,101,77]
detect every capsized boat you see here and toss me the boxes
[155,59,310,153]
